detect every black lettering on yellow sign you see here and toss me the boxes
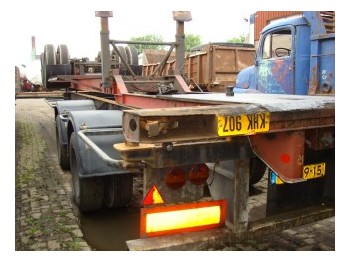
[223,116,242,132]
[247,113,266,129]
[217,112,270,137]
[223,114,267,132]
[303,163,326,180]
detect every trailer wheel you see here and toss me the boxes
[111,46,128,68]
[56,44,70,64]
[249,157,267,185]
[40,52,45,86]
[96,51,101,62]
[104,174,133,208]
[55,116,69,170]
[125,45,139,65]
[43,44,56,65]
[69,132,104,212]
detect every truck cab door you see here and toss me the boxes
[256,27,295,94]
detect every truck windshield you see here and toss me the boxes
[262,29,292,59]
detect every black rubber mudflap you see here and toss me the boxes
[266,148,335,216]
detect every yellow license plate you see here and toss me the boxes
[217,113,270,136]
[303,163,326,180]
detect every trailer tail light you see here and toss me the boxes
[189,164,209,185]
[165,164,209,190]
[140,200,226,238]
[165,168,186,189]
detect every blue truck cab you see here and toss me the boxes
[235,11,335,95]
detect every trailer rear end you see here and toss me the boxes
[48,11,334,250]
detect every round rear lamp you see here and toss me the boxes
[189,164,209,185]
[165,168,186,190]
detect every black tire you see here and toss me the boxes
[111,46,128,69]
[96,51,101,62]
[125,45,139,65]
[69,132,104,213]
[43,44,56,65]
[42,44,55,88]
[40,52,45,87]
[57,44,70,64]
[104,174,133,208]
[110,49,117,61]
[249,157,267,186]
[55,116,69,170]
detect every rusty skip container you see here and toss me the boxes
[186,43,255,92]
[142,42,256,92]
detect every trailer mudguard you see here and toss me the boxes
[55,100,96,169]
[55,100,96,146]
[68,110,135,212]
[68,110,127,177]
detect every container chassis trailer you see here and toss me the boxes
[47,11,334,250]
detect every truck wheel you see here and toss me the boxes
[96,51,101,62]
[249,157,267,185]
[55,116,69,170]
[111,46,128,69]
[43,44,56,65]
[125,45,139,65]
[69,132,104,212]
[104,174,133,208]
[40,52,45,87]
[57,44,70,64]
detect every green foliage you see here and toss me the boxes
[227,35,246,43]
[129,33,202,54]
[130,34,164,54]
[185,34,202,52]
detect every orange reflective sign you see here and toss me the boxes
[140,200,226,238]
[142,185,165,206]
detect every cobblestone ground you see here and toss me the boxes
[204,175,336,251]
[15,98,336,252]
[15,98,91,251]
[207,216,335,251]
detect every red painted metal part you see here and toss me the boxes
[58,75,106,93]
[114,93,207,108]
[112,75,205,108]
[249,131,305,183]
[254,11,302,41]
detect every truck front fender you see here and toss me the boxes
[235,66,258,91]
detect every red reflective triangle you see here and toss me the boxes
[142,185,165,206]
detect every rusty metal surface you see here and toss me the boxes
[320,11,335,34]
[115,138,251,169]
[249,131,305,183]
[305,127,335,150]
[188,44,256,91]
[58,74,104,92]
[121,93,334,144]
[254,11,302,42]
[16,91,64,99]
[142,43,256,92]
[166,93,335,111]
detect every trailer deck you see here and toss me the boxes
[118,93,334,144]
